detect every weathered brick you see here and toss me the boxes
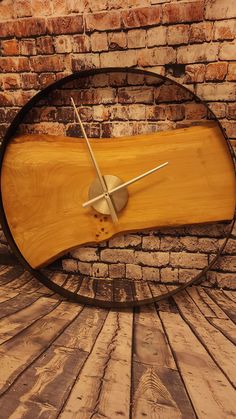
[227,63,236,81]
[189,22,213,43]
[31,0,53,15]
[213,255,236,272]
[165,104,185,121]
[178,268,200,283]
[0,92,15,106]
[30,56,65,72]
[70,247,99,261]
[109,235,125,247]
[77,261,91,275]
[147,26,167,47]
[47,15,83,35]
[0,1,15,21]
[170,252,208,269]
[222,121,236,139]
[205,0,236,20]
[0,20,16,38]
[127,29,146,49]
[209,102,226,118]
[100,50,137,67]
[163,1,204,24]
[126,264,142,279]
[142,236,160,250]
[124,235,142,247]
[185,103,207,119]
[38,73,55,88]
[146,105,166,120]
[205,62,228,81]
[135,251,169,267]
[196,83,236,101]
[127,104,146,120]
[167,25,189,45]
[155,83,193,102]
[62,258,78,272]
[21,73,38,89]
[86,11,121,32]
[91,263,108,278]
[185,64,205,83]
[209,272,236,290]
[0,57,30,72]
[101,248,135,263]
[128,0,150,6]
[227,103,236,119]
[14,0,32,17]
[177,43,218,64]
[160,267,179,283]
[213,19,236,41]
[73,35,91,53]
[142,266,160,281]
[219,40,236,61]
[16,17,47,37]
[2,39,19,56]
[51,0,69,15]
[122,6,161,28]
[36,37,54,55]
[1,74,21,90]
[91,32,108,51]
[137,46,176,66]
[54,35,73,53]
[91,73,109,87]
[71,53,100,71]
[108,32,127,50]
[93,105,110,121]
[118,86,154,104]
[109,263,125,278]
[20,39,36,56]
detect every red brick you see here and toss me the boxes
[185,64,205,83]
[31,0,53,15]
[0,1,15,20]
[30,56,65,72]
[167,25,189,45]
[227,63,236,81]
[122,6,161,28]
[219,40,236,61]
[20,39,36,56]
[85,11,121,32]
[163,1,204,24]
[0,57,30,72]
[147,26,167,47]
[127,29,146,49]
[137,46,176,66]
[38,73,56,88]
[155,84,193,103]
[185,103,207,120]
[146,105,166,120]
[47,15,84,35]
[205,0,236,20]
[118,86,154,104]
[73,35,90,52]
[227,103,236,119]
[91,32,108,52]
[36,37,54,54]
[100,50,137,67]
[165,104,185,121]
[205,62,228,81]
[213,20,236,41]
[16,18,47,37]
[208,102,226,118]
[177,43,218,64]
[0,92,15,106]
[71,53,100,71]
[189,22,213,43]
[108,32,127,50]
[222,121,236,139]
[21,73,39,89]
[2,39,19,56]
[0,21,16,38]
[14,0,32,17]
[1,74,21,90]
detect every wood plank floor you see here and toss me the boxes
[0,265,235,418]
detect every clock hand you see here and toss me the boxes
[82,161,169,208]
[71,97,118,223]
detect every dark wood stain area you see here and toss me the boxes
[0,264,235,418]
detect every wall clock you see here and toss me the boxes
[0,68,235,307]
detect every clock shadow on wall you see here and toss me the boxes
[0,68,235,307]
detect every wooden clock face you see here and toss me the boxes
[0,68,235,307]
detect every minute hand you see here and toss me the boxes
[71,97,118,223]
[82,161,169,209]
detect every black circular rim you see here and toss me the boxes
[0,66,235,308]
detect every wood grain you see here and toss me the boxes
[1,122,235,268]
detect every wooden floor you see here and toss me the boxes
[0,265,235,418]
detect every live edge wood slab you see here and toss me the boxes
[0,265,235,418]
[1,122,235,268]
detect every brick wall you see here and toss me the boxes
[0,0,235,289]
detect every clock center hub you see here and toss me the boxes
[88,175,129,215]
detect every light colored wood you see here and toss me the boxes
[1,122,235,268]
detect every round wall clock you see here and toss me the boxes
[0,68,235,307]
